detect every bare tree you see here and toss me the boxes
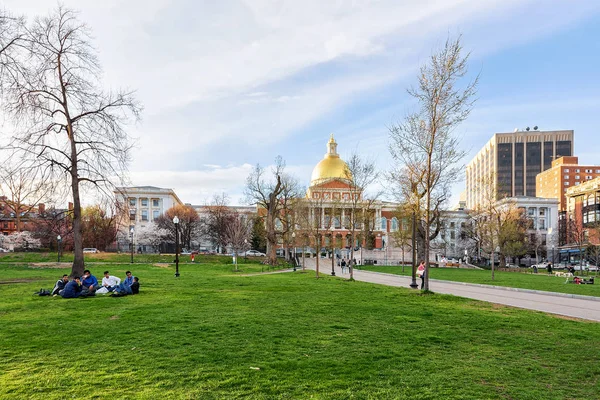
[0,7,141,277]
[388,35,477,290]
[343,152,381,280]
[245,156,299,265]
[0,11,26,82]
[296,195,328,278]
[567,217,587,275]
[224,213,251,271]
[0,164,54,232]
[204,193,235,253]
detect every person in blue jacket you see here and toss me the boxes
[81,269,100,295]
[112,271,135,296]
[61,277,83,298]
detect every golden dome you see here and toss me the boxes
[310,134,351,186]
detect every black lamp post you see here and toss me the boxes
[173,215,180,277]
[57,235,62,263]
[130,227,134,264]
[292,232,296,272]
[244,238,248,261]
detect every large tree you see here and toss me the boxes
[203,193,236,253]
[155,204,201,251]
[0,7,141,277]
[81,204,118,251]
[245,157,300,265]
[388,35,478,290]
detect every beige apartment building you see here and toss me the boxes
[466,129,573,209]
[536,156,600,212]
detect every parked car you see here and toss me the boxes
[245,250,266,257]
[83,248,98,253]
[0,248,8,253]
[586,264,598,272]
[530,262,549,270]
[505,263,520,268]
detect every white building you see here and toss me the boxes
[496,196,559,262]
[114,186,184,251]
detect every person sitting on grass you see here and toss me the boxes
[101,271,121,292]
[81,269,100,295]
[60,277,83,298]
[130,277,140,295]
[112,271,135,296]
[51,274,69,296]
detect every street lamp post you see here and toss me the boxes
[244,238,248,261]
[130,227,134,264]
[173,216,180,277]
[552,245,555,264]
[57,235,62,263]
[292,232,296,272]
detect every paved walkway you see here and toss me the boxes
[302,259,600,322]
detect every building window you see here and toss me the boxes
[596,169,600,173]
[564,168,570,173]
[141,198,148,207]
[539,208,546,216]
[585,169,593,173]
[450,231,455,240]
[141,210,148,221]
[528,208,536,216]
[564,175,569,180]
[381,217,387,231]
[539,219,546,229]
[152,199,159,207]
[587,176,593,180]
[391,217,398,231]
[575,175,580,180]
[450,222,455,228]
[152,210,160,220]
[129,210,136,221]
[129,198,136,207]
[564,182,569,186]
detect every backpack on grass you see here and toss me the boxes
[34,289,51,296]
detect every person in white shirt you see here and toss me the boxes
[102,271,121,292]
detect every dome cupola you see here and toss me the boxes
[310,134,351,186]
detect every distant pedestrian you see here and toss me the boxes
[341,259,347,273]
[547,263,553,274]
[417,260,426,289]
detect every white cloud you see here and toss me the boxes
[3,0,600,210]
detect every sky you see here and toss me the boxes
[3,0,600,207]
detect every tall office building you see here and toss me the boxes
[466,129,573,209]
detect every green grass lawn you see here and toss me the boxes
[1,261,599,399]
[359,265,600,297]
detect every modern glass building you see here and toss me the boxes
[466,129,574,209]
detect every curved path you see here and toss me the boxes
[302,259,600,322]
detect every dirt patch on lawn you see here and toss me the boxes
[28,263,68,269]
[153,263,172,268]
[0,278,45,284]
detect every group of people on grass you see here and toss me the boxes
[52,269,139,298]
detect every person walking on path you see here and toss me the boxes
[417,260,426,289]
[341,259,347,274]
